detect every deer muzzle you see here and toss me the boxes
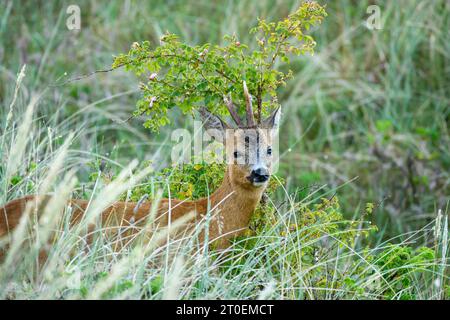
[248,167,270,185]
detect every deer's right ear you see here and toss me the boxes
[263,106,282,130]
[198,107,227,133]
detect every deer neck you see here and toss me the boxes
[205,168,265,228]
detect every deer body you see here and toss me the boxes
[0,167,265,249]
[0,84,281,252]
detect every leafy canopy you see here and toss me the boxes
[113,1,327,131]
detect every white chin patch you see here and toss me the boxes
[252,181,267,187]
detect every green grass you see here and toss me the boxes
[0,0,448,299]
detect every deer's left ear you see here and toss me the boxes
[263,106,282,131]
[198,107,227,133]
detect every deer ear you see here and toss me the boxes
[263,106,282,130]
[198,107,227,132]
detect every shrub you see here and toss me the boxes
[112,2,327,131]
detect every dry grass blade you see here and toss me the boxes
[4,94,38,188]
[4,65,26,133]
[87,211,195,299]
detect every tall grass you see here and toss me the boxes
[0,70,448,299]
[0,0,448,299]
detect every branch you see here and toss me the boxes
[256,84,262,124]
[49,63,127,87]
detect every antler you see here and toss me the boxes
[243,81,255,127]
[216,81,258,128]
[223,94,242,127]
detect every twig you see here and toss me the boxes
[49,62,128,87]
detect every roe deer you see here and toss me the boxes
[0,83,281,250]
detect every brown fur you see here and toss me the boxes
[0,165,266,250]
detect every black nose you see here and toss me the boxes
[250,168,270,183]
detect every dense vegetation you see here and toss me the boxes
[0,0,448,299]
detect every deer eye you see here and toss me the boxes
[233,151,239,158]
[267,147,272,155]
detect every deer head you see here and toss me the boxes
[199,81,281,190]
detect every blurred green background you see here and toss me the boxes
[1,0,449,238]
